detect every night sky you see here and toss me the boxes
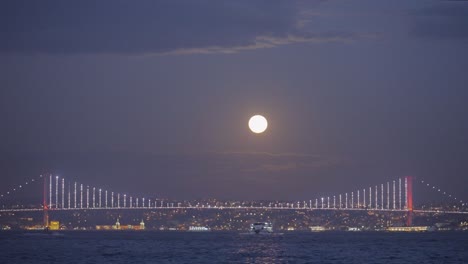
[1,0,467,202]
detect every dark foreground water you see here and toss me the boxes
[1,231,467,264]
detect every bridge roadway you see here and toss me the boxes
[1,206,467,214]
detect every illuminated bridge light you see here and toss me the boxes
[420,179,463,206]
[1,175,466,215]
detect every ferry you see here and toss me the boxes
[250,222,273,234]
[188,226,211,232]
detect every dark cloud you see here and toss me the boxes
[410,2,468,39]
[0,0,363,55]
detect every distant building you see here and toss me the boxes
[49,221,60,230]
[95,219,145,231]
[309,226,326,232]
[387,226,433,232]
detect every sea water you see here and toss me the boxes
[1,231,467,263]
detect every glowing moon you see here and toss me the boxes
[248,115,268,133]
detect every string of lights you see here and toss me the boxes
[420,179,465,206]
[2,175,464,210]
[315,178,406,210]
[1,174,152,209]
[0,174,44,199]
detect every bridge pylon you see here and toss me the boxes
[43,175,49,229]
[406,176,413,226]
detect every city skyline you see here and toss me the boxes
[1,0,468,201]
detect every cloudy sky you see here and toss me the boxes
[1,0,467,202]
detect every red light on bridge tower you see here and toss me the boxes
[406,176,413,226]
[43,175,49,230]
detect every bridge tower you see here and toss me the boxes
[43,175,49,229]
[406,176,413,226]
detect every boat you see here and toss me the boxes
[188,226,211,232]
[250,222,273,234]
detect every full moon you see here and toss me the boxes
[248,115,268,133]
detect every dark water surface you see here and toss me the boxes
[1,231,467,263]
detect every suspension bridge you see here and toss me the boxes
[1,174,466,228]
